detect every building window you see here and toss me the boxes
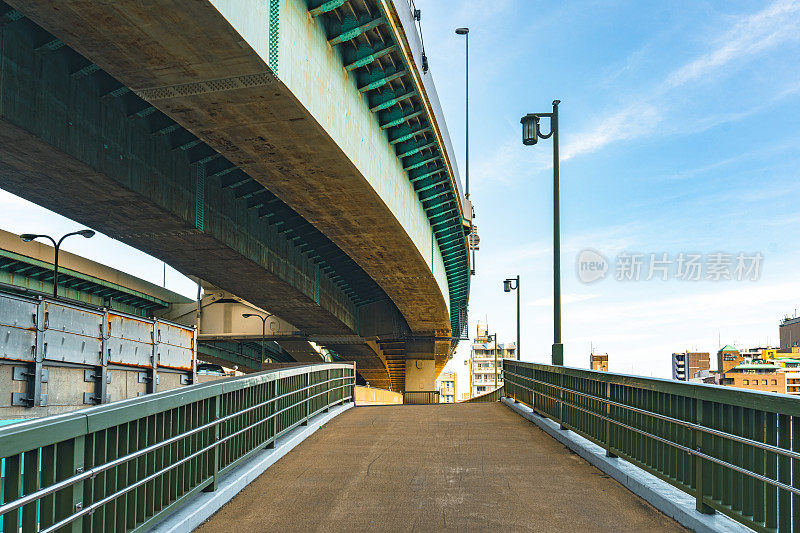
[743,380,749,385]
[772,379,778,385]
[762,379,768,385]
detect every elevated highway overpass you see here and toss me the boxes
[0,0,471,392]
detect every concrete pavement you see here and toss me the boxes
[197,403,686,532]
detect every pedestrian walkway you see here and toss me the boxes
[197,403,686,532]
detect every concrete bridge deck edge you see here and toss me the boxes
[500,397,751,533]
[148,401,355,533]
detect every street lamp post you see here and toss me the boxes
[19,230,96,298]
[455,27,469,199]
[456,27,478,277]
[521,100,563,365]
[503,276,520,360]
[487,332,498,388]
[242,313,274,364]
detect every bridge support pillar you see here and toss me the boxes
[404,359,435,393]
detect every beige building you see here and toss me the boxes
[717,345,744,374]
[436,372,457,403]
[469,323,516,398]
[672,352,710,381]
[590,353,608,372]
[721,363,800,395]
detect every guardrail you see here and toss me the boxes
[354,386,402,405]
[403,391,439,405]
[504,359,800,532]
[461,386,504,403]
[0,363,355,532]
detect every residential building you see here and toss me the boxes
[590,353,608,372]
[672,352,710,381]
[717,345,743,374]
[721,362,800,395]
[437,372,457,403]
[469,323,516,398]
[780,316,800,349]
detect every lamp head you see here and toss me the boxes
[520,114,540,146]
[242,313,254,318]
[503,280,512,292]
[19,234,38,243]
[77,229,95,238]
[455,27,469,35]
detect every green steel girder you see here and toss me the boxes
[370,89,414,113]
[404,152,441,171]
[389,124,431,145]
[414,176,449,193]
[397,140,437,159]
[328,15,385,46]
[419,187,450,203]
[220,170,251,188]
[408,163,445,182]
[357,68,406,93]
[309,0,346,17]
[206,158,236,178]
[438,235,465,248]
[71,62,100,79]
[428,211,458,227]
[34,38,64,53]
[380,107,424,129]
[345,43,398,72]
[187,145,219,165]
[426,201,456,217]
[233,180,262,199]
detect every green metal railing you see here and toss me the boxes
[403,391,440,405]
[461,386,504,403]
[0,363,355,532]
[504,359,800,532]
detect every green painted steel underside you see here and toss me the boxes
[308,0,470,338]
[0,249,171,315]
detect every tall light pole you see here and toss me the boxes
[503,276,520,360]
[242,313,274,364]
[521,100,563,365]
[455,27,469,199]
[456,27,477,276]
[20,230,96,298]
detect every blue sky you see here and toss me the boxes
[2,0,799,392]
[414,0,800,391]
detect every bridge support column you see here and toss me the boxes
[404,359,435,394]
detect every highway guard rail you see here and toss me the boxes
[0,363,355,532]
[504,359,800,532]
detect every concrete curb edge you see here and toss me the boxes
[501,397,752,533]
[149,401,355,532]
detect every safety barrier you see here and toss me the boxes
[354,386,402,405]
[0,363,355,532]
[403,391,439,405]
[504,359,800,532]
[461,386,504,403]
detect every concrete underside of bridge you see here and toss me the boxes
[2,0,465,391]
[196,403,686,532]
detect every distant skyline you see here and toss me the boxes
[2,1,800,395]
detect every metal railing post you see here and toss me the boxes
[324,368,331,412]
[301,371,310,426]
[54,435,85,532]
[266,379,277,449]
[694,398,714,514]
[203,395,221,492]
[605,381,617,458]
[559,372,567,430]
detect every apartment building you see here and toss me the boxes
[672,352,710,381]
[590,353,608,372]
[436,372,457,403]
[469,323,516,398]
